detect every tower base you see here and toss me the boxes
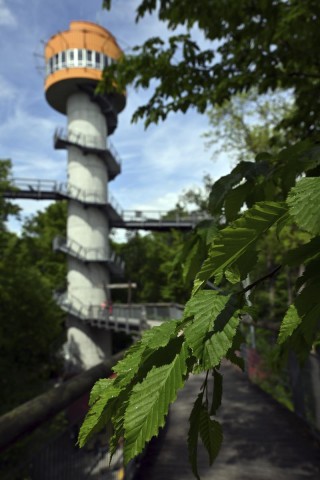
[65,316,112,372]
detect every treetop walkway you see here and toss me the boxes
[2,177,210,231]
[136,362,320,480]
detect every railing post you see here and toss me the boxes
[288,351,306,419]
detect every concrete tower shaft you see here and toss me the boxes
[44,21,126,371]
[67,92,110,308]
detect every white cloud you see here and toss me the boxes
[3,0,231,235]
[0,74,16,99]
[0,0,17,27]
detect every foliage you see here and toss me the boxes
[0,236,64,413]
[244,326,294,412]
[112,228,191,303]
[178,173,213,213]
[204,90,294,165]
[81,147,320,473]
[0,167,65,414]
[22,202,67,289]
[102,0,320,139]
[78,1,320,476]
[0,159,20,229]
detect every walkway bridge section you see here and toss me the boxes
[2,178,210,231]
[136,361,320,480]
[54,292,184,335]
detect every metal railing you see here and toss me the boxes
[7,177,59,193]
[58,182,124,217]
[54,292,147,334]
[53,236,125,271]
[54,293,185,332]
[57,182,106,205]
[241,322,320,437]
[121,209,210,225]
[54,127,122,169]
[3,178,210,229]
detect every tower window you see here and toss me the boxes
[67,49,74,66]
[46,49,115,76]
[87,50,93,66]
[95,52,101,69]
[54,54,59,71]
[78,49,83,66]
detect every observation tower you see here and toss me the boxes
[44,21,126,371]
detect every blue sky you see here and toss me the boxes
[0,0,231,233]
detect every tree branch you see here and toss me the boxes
[240,265,282,294]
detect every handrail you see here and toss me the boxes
[108,191,124,217]
[54,292,147,324]
[56,182,124,217]
[56,182,106,205]
[53,235,125,270]
[122,209,210,225]
[240,321,320,437]
[54,127,122,169]
[3,178,209,227]
[7,177,59,191]
[54,127,106,153]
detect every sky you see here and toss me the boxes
[0,0,231,234]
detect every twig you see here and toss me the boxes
[241,265,282,294]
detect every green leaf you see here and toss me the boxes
[109,393,128,458]
[113,339,148,387]
[184,291,230,359]
[194,202,287,292]
[210,369,223,415]
[184,291,240,370]
[277,305,301,345]
[276,211,291,239]
[195,219,219,245]
[224,182,251,222]
[113,320,180,387]
[225,329,245,371]
[295,257,320,291]
[226,349,245,371]
[183,236,207,284]
[199,407,223,465]
[208,161,269,215]
[202,315,240,370]
[141,319,180,350]
[283,237,320,266]
[188,392,203,480]
[123,342,188,463]
[88,378,112,407]
[282,280,320,361]
[287,178,320,235]
[78,380,120,447]
[225,265,240,284]
[295,281,320,345]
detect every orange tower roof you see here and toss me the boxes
[44,21,125,115]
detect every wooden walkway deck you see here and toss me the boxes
[135,363,320,480]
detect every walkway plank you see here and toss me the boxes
[135,363,320,479]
